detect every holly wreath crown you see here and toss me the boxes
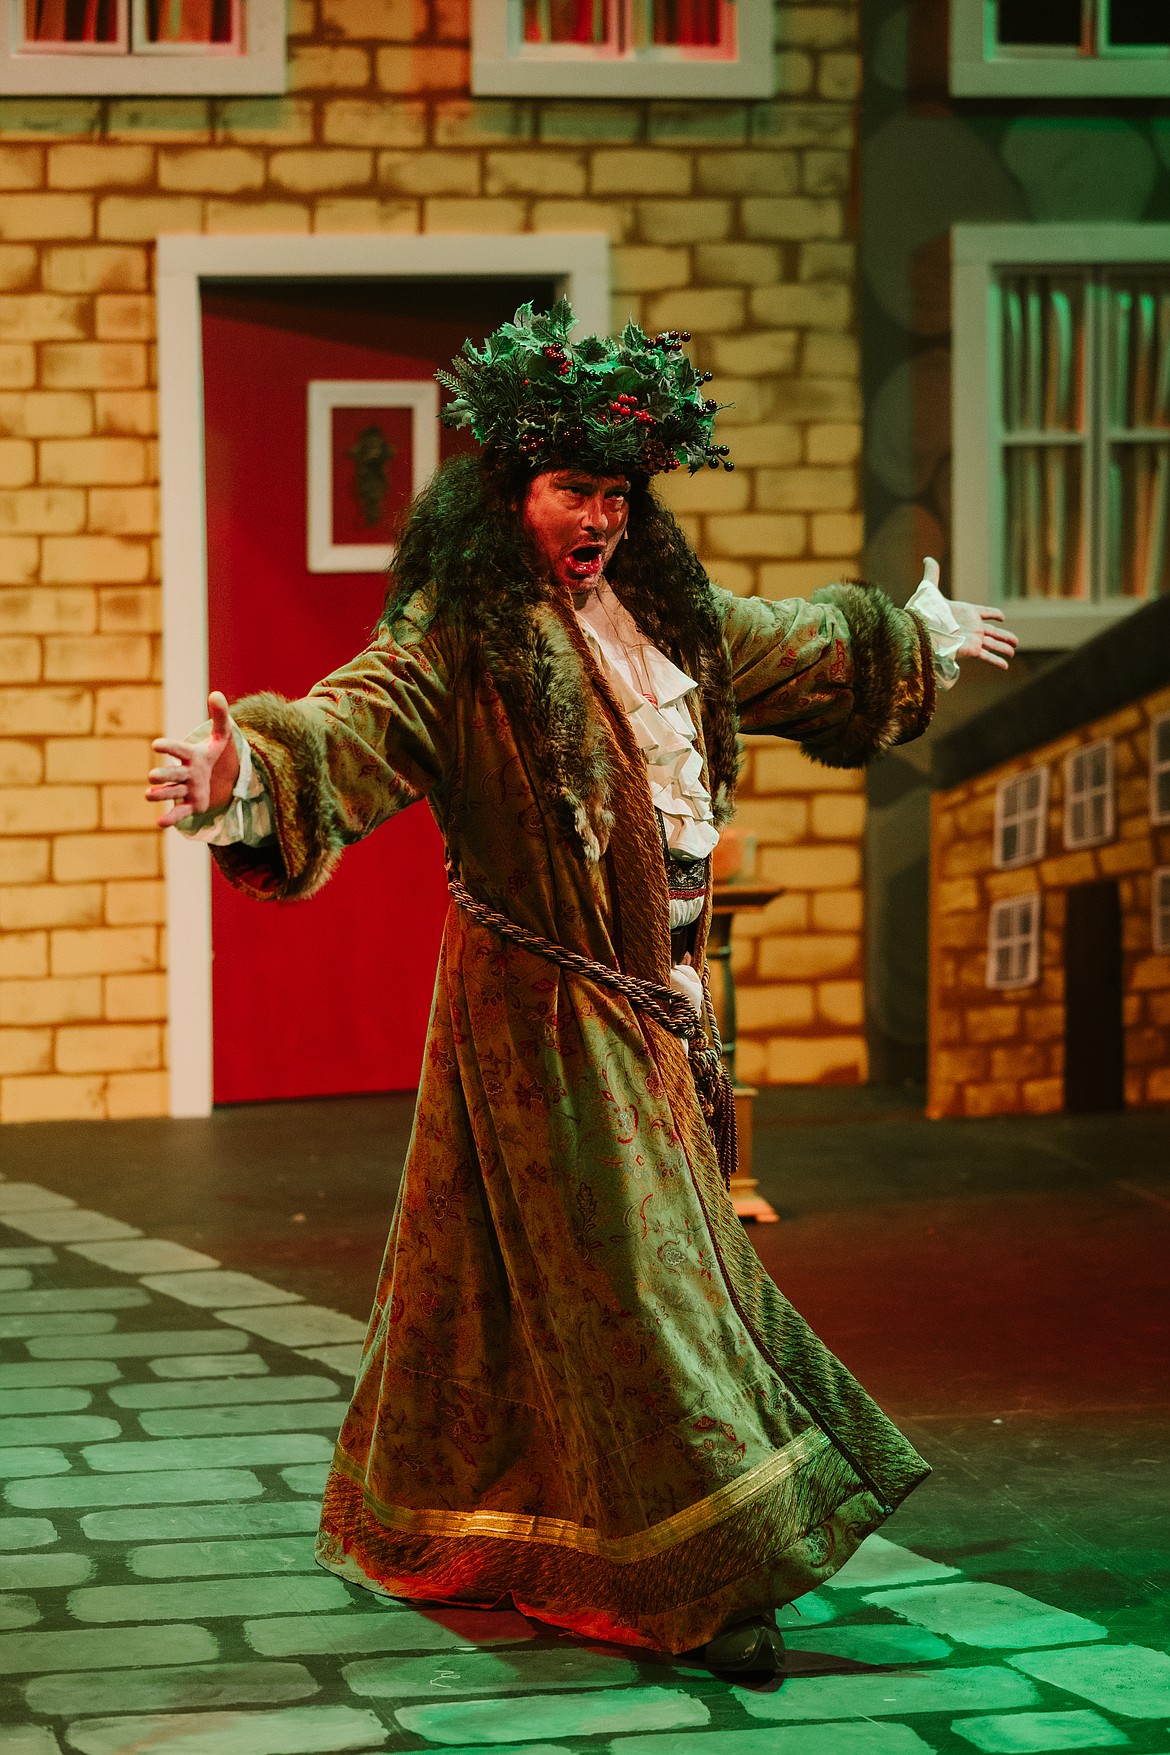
[436,297,733,478]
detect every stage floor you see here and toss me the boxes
[1,1087,1167,1753]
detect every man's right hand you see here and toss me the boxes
[147,690,242,828]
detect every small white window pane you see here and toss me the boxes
[996,0,1084,46]
[987,894,1041,988]
[1106,0,1170,48]
[1065,739,1115,847]
[135,0,241,47]
[636,0,728,47]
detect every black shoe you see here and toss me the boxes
[700,1614,785,1679]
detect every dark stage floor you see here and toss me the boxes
[1,1085,1167,1750]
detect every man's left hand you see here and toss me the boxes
[950,600,1019,672]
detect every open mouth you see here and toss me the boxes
[565,543,605,580]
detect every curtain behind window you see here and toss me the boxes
[1106,276,1170,601]
[1001,273,1085,601]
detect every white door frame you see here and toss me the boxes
[158,232,610,1118]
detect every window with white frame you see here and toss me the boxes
[987,893,1042,989]
[952,0,1170,96]
[995,765,1049,868]
[1065,738,1115,848]
[1152,712,1170,824]
[953,227,1170,649]
[1153,866,1170,952]
[471,0,772,98]
[1,0,284,92]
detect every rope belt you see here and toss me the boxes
[447,872,738,1192]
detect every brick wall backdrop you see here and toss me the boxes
[928,687,1170,1120]
[0,0,866,1123]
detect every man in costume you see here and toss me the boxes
[149,302,1016,1675]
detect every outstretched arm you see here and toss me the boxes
[147,690,241,827]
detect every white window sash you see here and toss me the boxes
[1063,737,1116,849]
[994,764,1050,868]
[986,893,1042,989]
[1,0,283,92]
[952,0,1170,96]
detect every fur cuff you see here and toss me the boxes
[220,692,345,901]
[803,581,935,768]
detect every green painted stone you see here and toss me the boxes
[27,1330,248,1360]
[396,1686,709,1744]
[868,1583,1107,1650]
[0,1363,120,1390]
[214,1305,365,1348]
[137,1401,349,1439]
[6,1468,264,1511]
[82,1501,320,1545]
[785,1624,951,1665]
[0,1249,56,1265]
[0,1416,120,1449]
[279,1465,328,1496]
[735,1667,1043,1722]
[0,1726,59,1755]
[245,1609,539,1660]
[26,1659,319,1717]
[0,1185,74,1214]
[776,1592,836,1629]
[0,1553,91,1591]
[127,1536,318,1578]
[344,1645,637,1700]
[110,1377,336,1411]
[0,1270,32,1291]
[616,1727,936,1754]
[951,1708,1131,1751]
[0,1315,118,1340]
[0,1450,71,1481]
[295,1345,362,1376]
[0,1289,148,1315]
[0,1211,140,1244]
[0,1391,91,1417]
[0,1595,39,1631]
[82,1434,332,1473]
[69,1240,220,1274]
[62,1705,387,1755]
[143,1270,302,1309]
[823,1535,960,1592]
[68,1574,352,1623]
[0,1518,57,1550]
[149,1354,269,1380]
[0,1621,218,1676]
[1008,1644,1170,1719]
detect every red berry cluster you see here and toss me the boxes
[607,393,654,428]
[654,330,691,351]
[542,343,572,378]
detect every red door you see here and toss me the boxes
[202,276,555,1104]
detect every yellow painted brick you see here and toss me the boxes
[485,152,586,198]
[612,246,690,295]
[57,1019,160,1073]
[323,99,428,150]
[93,686,160,736]
[0,194,92,241]
[43,633,151,682]
[1,785,97,837]
[53,831,158,884]
[776,8,856,49]
[96,589,159,634]
[541,104,640,147]
[0,587,95,633]
[320,0,423,32]
[0,249,37,298]
[0,687,91,739]
[424,199,525,233]
[0,295,87,343]
[735,1037,765,1084]
[819,51,862,101]
[756,559,846,598]
[157,148,264,196]
[97,196,203,243]
[759,843,861,889]
[376,46,468,92]
[708,561,755,595]
[751,282,852,329]
[804,333,860,378]
[647,288,745,334]
[591,150,691,197]
[532,200,632,240]
[100,784,156,831]
[105,99,211,141]
[724,425,802,469]
[811,511,863,556]
[710,332,799,376]
[41,539,150,587]
[40,439,146,488]
[0,741,39,785]
[45,738,149,784]
[696,152,799,197]
[105,1067,168,1118]
[432,99,532,149]
[738,894,810,937]
[811,793,865,838]
[103,970,166,1020]
[817,979,864,1026]
[1,1071,105,1122]
[656,468,749,515]
[0,635,38,683]
[104,879,164,927]
[50,923,155,978]
[42,246,148,296]
[204,201,312,235]
[807,422,861,465]
[0,882,101,930]
[288,44,371,90]
[0,974,101,1025]
[772,50,816,95]
[0,148,42,191]
[0,395,90,444]
[812,889,862,931]
[0,1026,51,1075]
[707,513,805,559]
[0,346,35,389]
[751,742,860,794]
[88,489,159,537]
[764,1034,866,1084]
[269,150,374,194]
[694,242,780,287]
[643,103,748,148]
[698,374,766,423]
[638,200,732,245]
[733,797,809,844]
[0,930,47,978]
[95,296,155,343]
[93,391,155,438]
[41,344,147,392]
[803,149,851,197]
[48,144,154,189]
[758,466,855,513]
[737,982,816,1031]
[0,840,49,884]
[757,933,859,980]
[216,96,317,146]
[742,197,842,241]
[0,439,34,488]
[0,488,85,534]
[313,199,417,233]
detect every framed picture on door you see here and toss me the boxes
[307,379,440,573]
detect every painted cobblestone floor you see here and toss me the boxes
[1,1171,1169,1755]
